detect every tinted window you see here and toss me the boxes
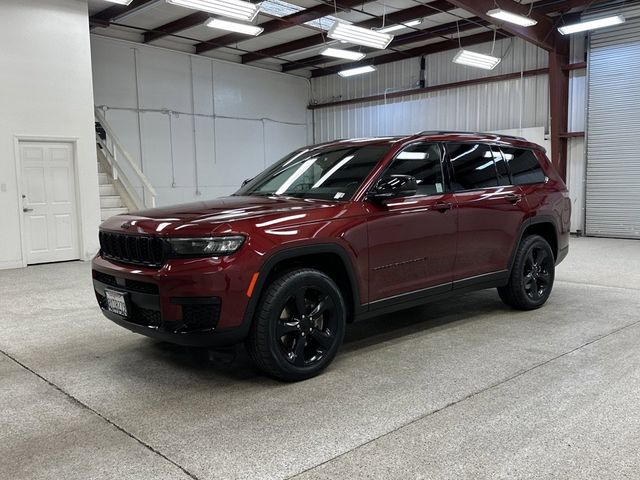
[236,145,389,201]
[386,143,444,195]
[501,148,546,185]
[446,143,499,190]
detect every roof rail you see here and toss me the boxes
[418,130,527,141]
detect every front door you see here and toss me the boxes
[366,143,457,303]
[445,142,528,281]
[20,141,80,265]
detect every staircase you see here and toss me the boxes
[97,165,129,221]
[94,107,157,221]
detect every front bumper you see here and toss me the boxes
[92,253,255,347]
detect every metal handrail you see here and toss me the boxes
[95,107,156,209]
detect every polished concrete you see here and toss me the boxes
[1,237,639,479]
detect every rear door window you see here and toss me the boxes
[500,148,546,185]
[446,143,499,191]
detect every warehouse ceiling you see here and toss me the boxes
[87,0,610,77]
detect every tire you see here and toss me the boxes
[498,234,555,310]
[246,268,346,381]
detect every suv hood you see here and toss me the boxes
[100,195,340,235]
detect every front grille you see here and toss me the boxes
[93,271,159,295]
[99,231,165,268]
[182,303,221,332]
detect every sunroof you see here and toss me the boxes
[259,0,348,30]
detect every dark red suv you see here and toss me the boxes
[93,132,570,380]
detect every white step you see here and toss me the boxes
[101,207,128,221]
[99,184,116,196]
[98,173,111,185]
[100,195,124,208]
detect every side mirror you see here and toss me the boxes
[368,174,417,201]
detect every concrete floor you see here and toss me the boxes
[1,237,639,480]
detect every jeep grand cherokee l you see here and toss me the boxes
[93,132,570,381]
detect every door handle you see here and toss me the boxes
[434,202,453,212]
[23,208,34,212]
[506,193,523,204]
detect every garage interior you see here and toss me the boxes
[1,0,640,478]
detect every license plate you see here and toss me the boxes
[105,289,128,317]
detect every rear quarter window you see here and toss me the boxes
[501,148,546,185]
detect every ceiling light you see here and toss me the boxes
[338,65,377,77]
[487,8,537,27]
[166,0,260,22]
[453,49,501,70]
[558,14,625,35]
[104,0,134,4]
[320,47,366,61]
[328,21,393,49]
[205,18,263,35]
[377,19,422,34]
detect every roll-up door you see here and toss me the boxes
[586,14,640,238]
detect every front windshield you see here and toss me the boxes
[235,144,391,201]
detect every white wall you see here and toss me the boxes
[311,37,550,142]
[0,0,100,270]
[91,36,311,206]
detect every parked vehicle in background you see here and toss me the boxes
[93,132,571,381]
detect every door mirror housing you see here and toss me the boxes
[368,174,418,201]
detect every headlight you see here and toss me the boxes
[167,236,245,257]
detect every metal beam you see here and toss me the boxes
[194,0,378,54]
[241,0,454,64]
[143,12,209,43]
[311,30,508,78]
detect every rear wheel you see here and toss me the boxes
[498,234,555,310]
[247,269,346,381]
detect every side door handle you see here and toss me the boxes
[23,208,34,212]
[434,202,453,212]
[506,193,523,204]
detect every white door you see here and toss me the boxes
[20,141,80,264]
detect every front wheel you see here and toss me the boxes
[246,269,346,381]
[498,234,555,310]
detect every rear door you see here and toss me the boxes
[366,142,457,303]
[445,142,527,282]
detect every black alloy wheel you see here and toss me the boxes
[275,286,338,367]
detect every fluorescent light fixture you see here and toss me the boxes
[487,8,537,27]
[558,14,625,35]
[166,0,260,21]
[377,18,422,34]
[105,0,134,4]
[205,18,263,35]
[328,21,393,49]
[453,49,501,70]
[338,65,377,77]
[320,47,366,61]
[260,0,344,31]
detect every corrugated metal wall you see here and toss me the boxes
[311,37,549,142]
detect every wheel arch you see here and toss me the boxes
[242,244,363,328]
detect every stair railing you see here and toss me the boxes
[95,107,157,210]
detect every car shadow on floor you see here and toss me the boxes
[136,289,509,382]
